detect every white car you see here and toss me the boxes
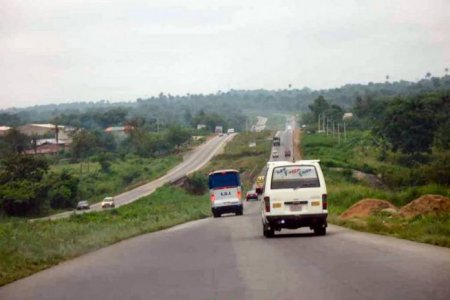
[101,197,115,208]
[261,160,328,237]
[272,150,279,158]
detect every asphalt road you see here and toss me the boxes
[269,116,296,163]
[2,202,449,300]
[3,117,449,299]
[42,133,236,220]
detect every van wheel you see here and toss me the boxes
[314,226,326,236]
[263,223,274,238]
[213,212,220,218]
[236,208,243,216]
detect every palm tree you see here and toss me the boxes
[445,68,449,76]
[425,72,431,79]
[385,75,390,82]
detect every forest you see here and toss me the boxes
[0,75,449,217]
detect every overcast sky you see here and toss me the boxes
[1,0,449,109]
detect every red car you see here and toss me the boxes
[284,149,291,157]
[246,190,258,201]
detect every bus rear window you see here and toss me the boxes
[271,165,320,189]
[208,172,240,189]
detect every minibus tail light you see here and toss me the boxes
[322,194,328,210]
[264,196,270,212]
[210,194,215,202]
[237,190,242,200]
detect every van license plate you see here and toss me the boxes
[290,204,302,211]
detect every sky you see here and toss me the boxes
[1,0,449,109]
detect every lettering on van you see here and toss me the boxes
[273,166,317,180]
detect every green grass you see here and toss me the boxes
[203,131,272,191]
[0,186,209,286]
[49,155,181,206]
[301,131,450,247]
[0,129,275,286]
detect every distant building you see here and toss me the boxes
[0,126,11,136]
[196,124,207,130]
[17,123,72,144]
[105,126,133,141]
[343,113,353,121]
[24,142,66,155]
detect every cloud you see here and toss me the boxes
[0,0,449,108]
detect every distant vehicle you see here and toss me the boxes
[272,150,279,158]
[208,169,243,218]
[273,131,281,146]
[215,126,223,134]
[255,175,265,194]
[76,200,90,210]
[261,160,328,237]
[284,149,291,157]
[101,197,115,208]
[227,128,235,134]
[246,190,258,201]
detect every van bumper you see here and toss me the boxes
[212,204,243,215]
[265,213,327,229]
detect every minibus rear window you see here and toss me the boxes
[208,172,241,189]
[271,165,320,189]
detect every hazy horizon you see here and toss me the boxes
[1,0,449,109]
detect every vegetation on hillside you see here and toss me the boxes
[301,132,449,247]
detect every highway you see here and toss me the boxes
[2,202,449,300]
[2,117,450,299]
[40,133,236,220]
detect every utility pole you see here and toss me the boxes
[318,114,321,132]
[323,115,326,134]
[343,121,347,141]
[338,123,341,144]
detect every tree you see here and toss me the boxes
[1,128,30,154]
[70,129,96,161]
[380,97,436,155]
[45,170,79,209]
[166,125,191,148]
[308,96,329,121]
[0,154,49,216]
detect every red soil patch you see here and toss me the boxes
[340,199,398,219]
[399,194,450,218]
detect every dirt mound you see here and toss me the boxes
[400,194,450,218]
[340,199,398,219]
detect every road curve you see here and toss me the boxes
[2,202,449,300]
[42,134,236,220]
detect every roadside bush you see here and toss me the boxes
[46,170,79,209]
[187,172,208,195]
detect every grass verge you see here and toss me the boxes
[202,130,272,190]
[50,155,181,206]
[301,131,450,247]
[0,186,209,286]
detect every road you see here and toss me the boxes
[3,117,449,299]
[2,202,449,300]
[269,115,296,162]
[251,116,268,132]
[41,134,236,220]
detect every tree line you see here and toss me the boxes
[305,89,449,156]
